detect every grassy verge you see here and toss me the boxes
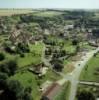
[54,81,71,100]
[80,53,99,82]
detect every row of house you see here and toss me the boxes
[9,29,43,44]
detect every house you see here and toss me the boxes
[29,63,44,74]
[64,24,74,30]
[44,29,50,35]
[88,41,98,47]
[28,63,48,76]
[41,83,62,100]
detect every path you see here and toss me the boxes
[79,81,99,86]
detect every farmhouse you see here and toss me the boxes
[41,83,62,100]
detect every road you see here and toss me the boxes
[79,81,99,86]
[68,47,99,100]
[57,47,99,100]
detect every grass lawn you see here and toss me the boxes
[29,42,44,54]
[63,41,76,54]
[41,69,62,82]
[54,81,71,100]
[17,53,41,67]
[80,53,99,82]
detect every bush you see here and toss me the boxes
[77,90,95,100]
[0,60,18,76]
[20,53,25,57]
[0,52,5,61]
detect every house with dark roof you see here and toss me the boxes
[28,63,45,75]
[41,83,62,100]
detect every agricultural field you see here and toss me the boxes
[33,11,63,17]
[0,9,34,16]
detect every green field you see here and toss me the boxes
[0,9,34,16]
[33,11,63,17]
[80,53,99,82]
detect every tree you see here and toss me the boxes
[77,90,95,100]
[53,61,64,72]
[76,45,80,52]
[0,52,5,61]
[0,60,18,76]
[17,43,30,53]
[6,80,24,100]
[23,87,33,100]
[0,63,10,75]
[0,72,8,90]
[7,60,18,75]
[72,39,79,45]
[0,79,33,100]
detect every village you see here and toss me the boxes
[0,9,99,100]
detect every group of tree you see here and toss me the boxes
[0,52,5,61]
[50,59,64,72]
[0,79,33,100]
[0,60,18,76]
[52,50,66,58]
[77,90,95,100]
[45,47,66,58]
[4,42,30,57]
[16,42,30,57]
[0,60,33,100]
[72,39,79,46]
